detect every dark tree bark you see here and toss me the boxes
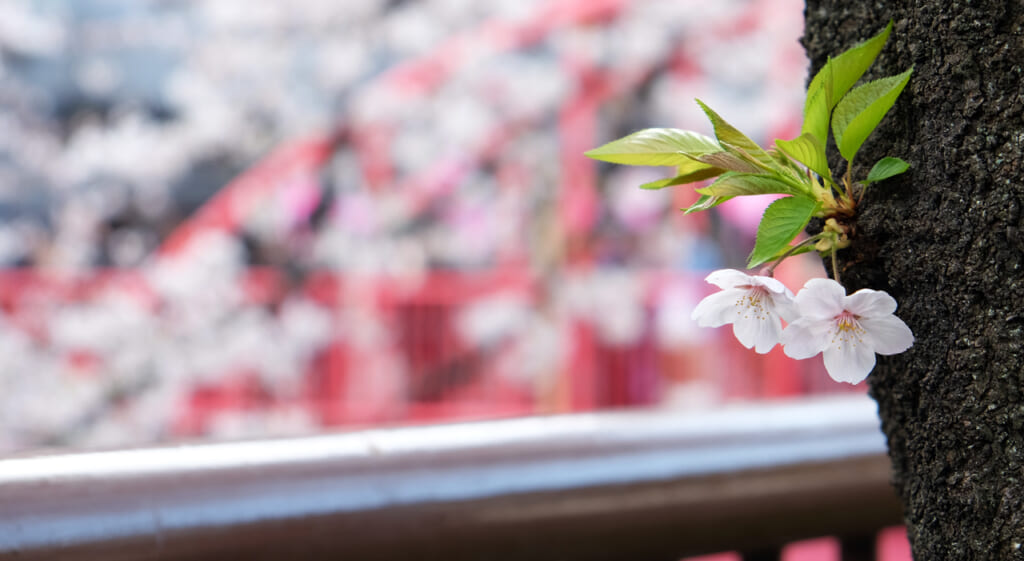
[802,2,1024,559]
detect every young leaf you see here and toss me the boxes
[677,155,719,176]
[641,168,722,190]
[865,156,910,184]
[747,196,820,268]
[640,176,687,190]
[775,133,832,181]
[829,21,893,108]
[801,22,892,146]
[585,128,721,166]
[638,158,726,189]
[832,68,913,162]
[695,99,775,169]
[683,193,732,214]
[801,60,834,148]
[698,151,762,174]
[696,172,804,198]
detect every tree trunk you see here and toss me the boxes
[801,2,1024,558]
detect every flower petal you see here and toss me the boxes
[860,315,914,355]
[781,318,832,359]
[691,289,746,327]
[768,291,798,323]
[794,278,846,319]
[845,288,897,318]
[732,313,783,353]
[756,275,791,295]
[823,336,876,384]
[704,269,752,290]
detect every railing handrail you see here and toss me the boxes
[0,394,901,561]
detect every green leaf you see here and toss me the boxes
[747,196,820,268]
[585,128,721,166]
[865,156,910,184]
[775,133,832,181]
[801,22,892,145]
[683,194,732,214]
[695,99,775,169]
[696,172,803,198]
[832,68,913,162]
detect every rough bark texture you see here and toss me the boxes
[802,2,1024,559]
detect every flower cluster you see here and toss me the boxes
[691,270,913,384]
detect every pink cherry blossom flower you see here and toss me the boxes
[690,269,796,353]
[781,278,914,384]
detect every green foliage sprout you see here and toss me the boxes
[585,22,912,274]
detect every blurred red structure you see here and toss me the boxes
[0,0,852,437]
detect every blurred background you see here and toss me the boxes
[0,0,855,454]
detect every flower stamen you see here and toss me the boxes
[835,310,860,331]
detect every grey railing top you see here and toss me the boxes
[0,394,900,561]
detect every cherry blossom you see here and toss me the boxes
[691,269,796,353]
[781,278,913,384]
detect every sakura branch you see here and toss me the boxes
[587,22,915,384]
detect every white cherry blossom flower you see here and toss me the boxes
[690,269,796,353]
[781,278,913,384]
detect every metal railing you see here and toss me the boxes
[0,394,901,561]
